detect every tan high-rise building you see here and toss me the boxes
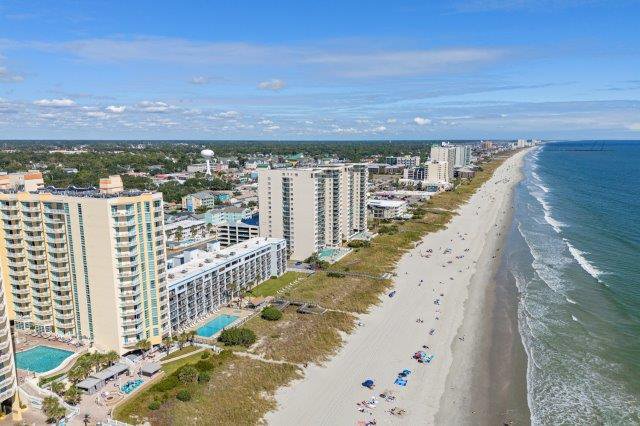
[258,164,367,260]
[0,266,17,407]
[0,173,170,355]
[430,146,456,181]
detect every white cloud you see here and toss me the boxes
[386,118,397,123]
[257,79,286,91]
[263,124,280,131]
[86,111,108,118]
[373,126,387,132]
[218,110,239,119]
[259,119,274,125]
[0,66,24,82]
[138,101,171,112]
[414,116,431,126]
[34,98,76,107]
[189,76,209,85]
[106,105,126,113]
[627,123,640,131]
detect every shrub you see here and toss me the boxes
[151,375,179,392]
[261,306,282,321]
[200,351,210,359]
[218,327,257,347]
[176,390,191,402]
[347,240,370,248]
[326,271,345,278]
[198,372,211,383]
[194,360,214,372]
[379,225,399,235]
[177,366,199,384]
[148,400,162,410]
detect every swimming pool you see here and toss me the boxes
[121,379,143,394]
[15,345,74,373]
[196,314,239,338]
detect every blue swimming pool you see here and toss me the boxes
[15,345,74,373]
[196,314,239,338]
[121,379,143,394]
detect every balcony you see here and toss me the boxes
[121,306,143,317]
[21,205,41,214]
[50,264,69,274]
[32,298,52,308]
[47,245,67,254]
[114,229,137,238]
[24,234,44,243]
[28,253,47,262]
[121,316,143,326]
[2,222,21,231]
[44,207,66,215]
[7,258,26,268]
[118,259,139,268]
[115,240,137,249]
[4,239,22,249]
[114,219,136,227]
[11,286,30,296]
[47,236,66,244]
[113,210,135,218]
[117,270,139,280]
[53,293,72,303]
[121,325,144,336]
[31,281,49,290]
[119,297,140,308]
[55,319,75,329]
[55,312,75,320]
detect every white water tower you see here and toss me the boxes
[201,149,214,176]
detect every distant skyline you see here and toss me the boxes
[1,0,639,140]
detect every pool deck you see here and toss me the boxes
[187,307,254,341]
[14,331,85,380]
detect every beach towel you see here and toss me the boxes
[394,378,407,386]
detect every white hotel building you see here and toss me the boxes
[166,237,286,330]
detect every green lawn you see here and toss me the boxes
[248,272,307,297]
[160,345,199,362]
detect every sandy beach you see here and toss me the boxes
[266,149,530,426]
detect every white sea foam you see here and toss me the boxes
[530,189,564,233]
[566,297,577,304]
[571,315,579,322]
[564,240,603,280]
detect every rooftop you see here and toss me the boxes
[167,237,284,286]
[368,199,407,208]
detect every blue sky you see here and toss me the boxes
[0,0,639,140]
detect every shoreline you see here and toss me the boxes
[434,153,530,425]
[265,149,530,425]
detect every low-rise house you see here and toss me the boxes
[368,199,408,219]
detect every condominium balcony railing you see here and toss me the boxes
[114,219,136,227]
[54,312,75,320]
[121,325,145,336]
[44,207,66,215]
[52,293,73,303]
[113,210,135,218]
[120,288,142,298]
[32,299,52,308]
[121,316,143,326]
[11,286,30,296]
[4,238,23,248]
[7,258,26,268]
[2,222,21,231]
[121,306,143,317]
[115,240,137,249]
[47,245,68,254]
[21,205,41,213]
[54,319,75,329]
[119,297,140,308]
[28,253,47,262]
[117,270,138,279]
[24,234,44,243]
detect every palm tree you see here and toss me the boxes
[162,336,173,353]
[50,381,66,396]
[190,226,198,239]
[206,223,214,236]
[187,330,196,345]
[175,332,188,350]
[64,385,82,406]
[175,226,184,243]
[104,350,119,367]
[82,413,91,426]
[42,396,66,423]
[67,366,89,384]
[135,339,151,359]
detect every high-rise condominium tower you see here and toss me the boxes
[0,173,170,354]
[258,164,368,260]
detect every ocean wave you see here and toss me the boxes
[571,315,579,322]
[564,240,603,281]
[529,188,564,233]
[565,297,577,304]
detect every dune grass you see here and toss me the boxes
[248,272,307,297]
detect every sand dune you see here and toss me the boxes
[266,150,529,425]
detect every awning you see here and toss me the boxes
[140,362,161,375]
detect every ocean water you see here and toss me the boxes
[508,141,640,424]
